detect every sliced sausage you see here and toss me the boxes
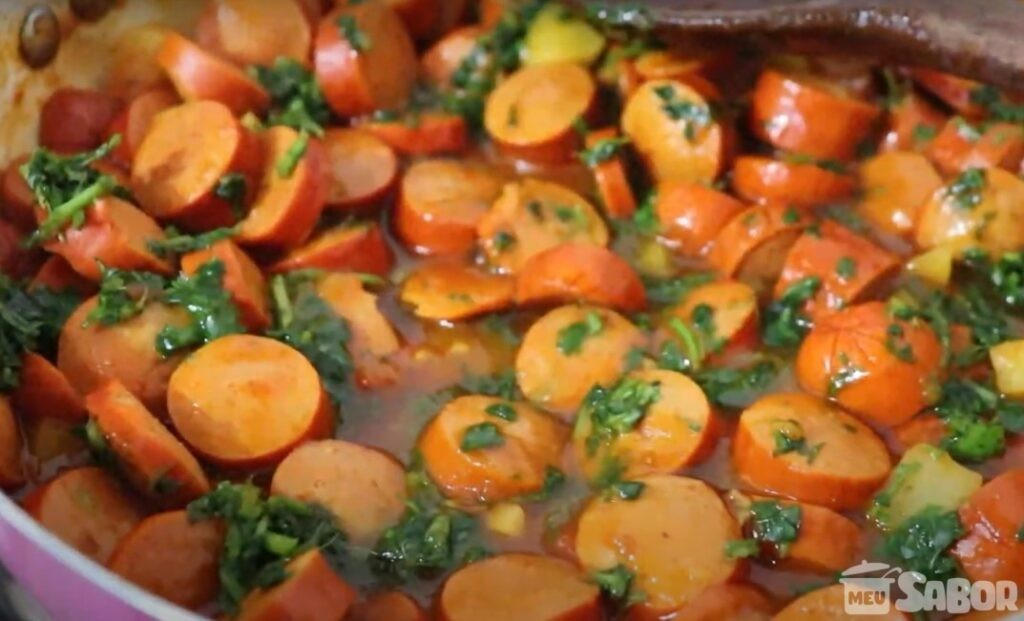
[774,221,900,320]
[236,549,356,621]
[733,393,891,510]
[167,334,331,468]
[0,397,24,488]
[485,63,596,165]
[11,352,86,422]
[621,79,730,184]
[395,159,505,256]
[157,32,269,116]
[857,151,943,238]
[42,196,173,282]
[104,88,178,167]
[269,220,393,275]
[181,239,270,332]
[22,467,143,564]
[910,68,987,118]
[421,25,483,87]
[315,3,417,117]
[321,128,398,211]
[477,179,609,274]
[515,244,647,312]
[195,0,312,67]
[30,255,95,295]
[349,591,425,621]
[574,369,718,481]
[22,417,85,464]
[632,49,731,88]
[38,88,122,154]
[668,584,775,621]
[401,261,514,321]
[418,395,568,505]
[106,24,174,99]
[773,584,908,621]
[315,272,400,387]
[59,298,189,417]
[516,305,646,418]
[750,68,881,160]
[952,468,1024,585]
[107,510,223,610]
[237,126,327,250]
[132,100,263,231]
[437,553,600,621]
[707,203,811,292]
[360,113,469,156]
[732,156,856,207]
[656,182,747,256]
[926,119,1024,176]
[583,127,637,218]
[575,475,741,616]
[86,379,210,505]
[796,302,943,427]
[2,155,37,231]
[271,439,406,545]
[879,91,947,153]
[664,279,759,358]
[915,167,1024,258]
[385,0,441,41]
[733,494,860,574]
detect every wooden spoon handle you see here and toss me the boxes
[640,0,1024,90]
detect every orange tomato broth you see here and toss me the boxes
[7,0,1024,619]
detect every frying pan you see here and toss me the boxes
[0,1,1022,619]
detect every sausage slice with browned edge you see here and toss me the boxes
[437,553,601,621]
[272,439,406,545]
[167,334,331,468]
[86,379,211,506]
[107,510,224,610]
[22,467,143,564]
[132,100,263,231]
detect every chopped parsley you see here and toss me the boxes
[85,266,166,327]
[772,419,823,464]
[643,272,716,306]
[250,57,331,135]
[932,378,1018,463]
[0,277,80,391]
[963,248,1024,309]
[761,277,820,348]
[748,500,802,557]
[835,256,857,281]
[336,14,371,52]
[556,311,604,355]
[945,168,987,210]
[691,359,780,409]
[21,134,126,246]
[460,422,505,451]
[652,84,711,141]
[369,453,486,582]
[268,273,353,413]
[147,226,236,259]
[827,352,866,398]
[213,173,247,218]
[579,377,661,455]
[884,323,916,363]
[577,136,630,167]
[491,231,516,253]
[484,402,517,422]
[879,507,963,582]
[156,260,244,357]
[276,131,309,178]
[912,123,938,146]
[724,538,760,559]
[187,482,347,614]
[590,564,642,604]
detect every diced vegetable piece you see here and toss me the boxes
[990,340,1024,399]
[906,245,954,287]
[869,443,982,529]
[485,502,526,537]
[521,4,605,67]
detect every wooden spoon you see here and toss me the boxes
[633,0,1024,90]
